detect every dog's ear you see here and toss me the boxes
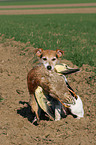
[35,48,43,57]
[56,49,64,58]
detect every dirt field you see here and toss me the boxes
[0,3,96,15]
[0,3,96,144]
[0,8,96,15]
[0,35,96,145]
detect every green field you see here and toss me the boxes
[0,0,96,6]
[0,6,96,10]
[0,14,96,67]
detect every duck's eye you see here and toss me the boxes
[52,58,56,61]
[43,58,47,61]
[65,65,68,68]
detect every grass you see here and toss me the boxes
[0,0,96,6]
[0,96,3,102]
[0,14,96,67]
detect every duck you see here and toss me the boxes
[34,63,84,121]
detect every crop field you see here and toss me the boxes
[0,1,96,145]
[0,0,96,6]
[0,14,96,67]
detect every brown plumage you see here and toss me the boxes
[27,65,76,108]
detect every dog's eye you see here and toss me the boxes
[43,58,47,61]
[52,58,56,61]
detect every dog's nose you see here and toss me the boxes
[47,65,52,70]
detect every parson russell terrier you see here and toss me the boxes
[27,48,84,123]
[27,48,64,122]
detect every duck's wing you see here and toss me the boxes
[35,86,54,120]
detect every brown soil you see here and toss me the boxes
[0,36,96,145]
[0,8,96,15]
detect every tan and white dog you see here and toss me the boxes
[27,48,64,123]
[27,48,84,123]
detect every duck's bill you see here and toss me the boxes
[60,68,80,75]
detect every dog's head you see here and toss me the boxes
[35,48,64,70]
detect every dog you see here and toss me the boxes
[27,48,64,123]
[27,48,84,123]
